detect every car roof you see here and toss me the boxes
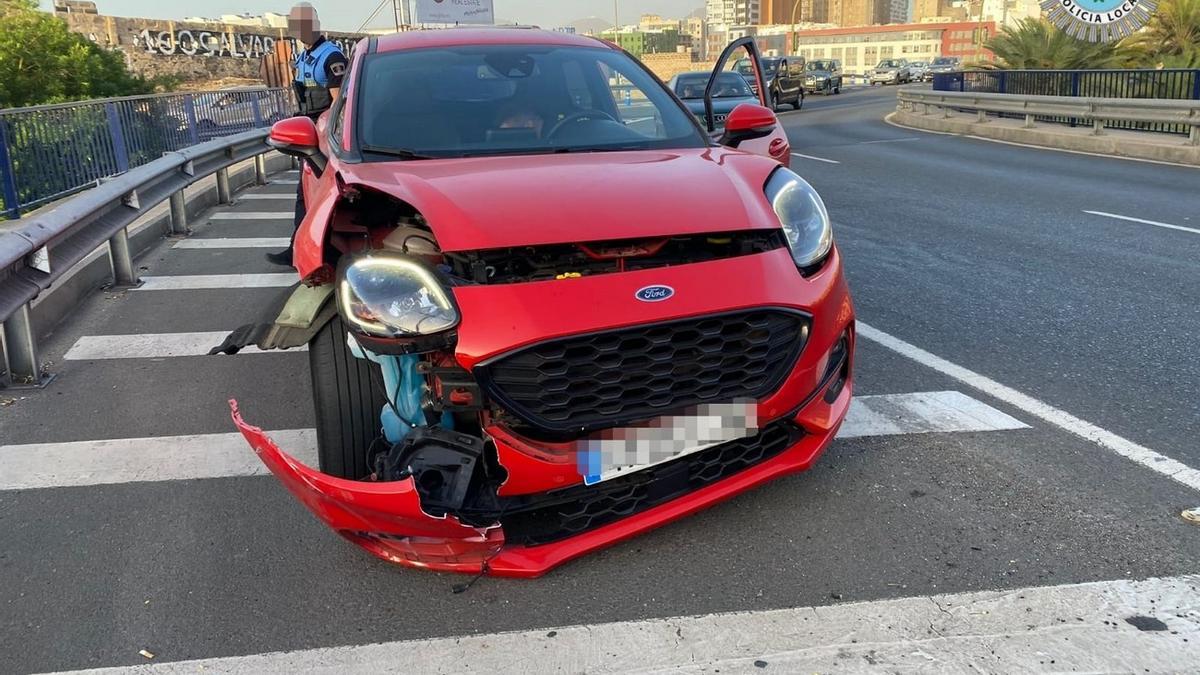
[374,27,613,53]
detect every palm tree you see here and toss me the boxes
[982,18,1140,70]
[1128,0,1200,68]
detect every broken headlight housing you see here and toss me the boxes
[765,168,833,270]
[336,251,459,340]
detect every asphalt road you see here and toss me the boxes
[2,86,1198,673]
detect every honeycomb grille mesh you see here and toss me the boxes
[477,310,808,432]
[500,420,801,546]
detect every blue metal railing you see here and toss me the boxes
[0,88,292,219]
[932,69,1200,134]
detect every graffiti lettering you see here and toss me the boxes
[135,29,357,59]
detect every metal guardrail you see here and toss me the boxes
[0,88,291,219]
[0,129,274,385]
[897,89,1200,145]
[932,69,1200,134]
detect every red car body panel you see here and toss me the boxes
[294,149,785,279]
[247,28,854,577]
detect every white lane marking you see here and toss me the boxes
[135,274,296,291]
[1083,210,1200,236]
[837,390,1027,439]
[858,137,919,144]
[0,430,317,491]
[208,212,294,220]
[857,322,1200,492]
[791,152,841,164]
[56,575,1200,673]
[271,179,299,185]
[64,333,307,360]
[4,391,1016,490]
[237,193,295,200]
[173,237,292,249]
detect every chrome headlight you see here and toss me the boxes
[765,168,833,269]
[336,251,459,338]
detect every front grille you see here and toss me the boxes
[499,419,803,547]
[475,309,809,434]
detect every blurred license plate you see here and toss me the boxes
[575,401,758,485]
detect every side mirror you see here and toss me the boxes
[268,116,326,174]
[719,103,777,148]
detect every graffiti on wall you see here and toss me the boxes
[133,29,358,59]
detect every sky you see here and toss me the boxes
[49,1,703,31]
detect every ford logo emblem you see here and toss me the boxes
[635,285,675,302]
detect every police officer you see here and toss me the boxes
[266,2,349,267]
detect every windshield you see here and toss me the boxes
[736,58,778,77]
[877,60,904,69]
[356,45,705,159]
[932,57,958,66]
[806,61,833,72]
[910,62,927,68]
[674,72,753,99]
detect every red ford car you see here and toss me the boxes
[223,28,855,578]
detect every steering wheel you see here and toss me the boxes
[546,109,619,139]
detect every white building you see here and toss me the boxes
[706,0,761,27]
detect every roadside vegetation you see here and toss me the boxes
[981,0,1200,70]
[0,0,173,109]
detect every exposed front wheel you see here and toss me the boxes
[309,316,391,480]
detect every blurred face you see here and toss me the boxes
[288,5,320,45]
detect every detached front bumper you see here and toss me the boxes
[235,247,855,577]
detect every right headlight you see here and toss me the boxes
[336,251,459,339]
[765,168,833,270]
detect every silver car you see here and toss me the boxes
[908,61,929,82]
[870,59,911,86]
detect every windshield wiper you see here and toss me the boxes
[360,145,438,160]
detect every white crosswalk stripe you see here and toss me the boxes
[237,193,295,200]
[135,274,296,291]
[50,574,1200,673]
[208,212,294,220]
[0,391,1024,491]
[0,430,316,490]
[63,332,306,360]
[173,237,291,249]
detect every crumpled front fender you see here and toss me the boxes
[230,400,502,573]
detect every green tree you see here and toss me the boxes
[0,0,158,108]
[1129,0,1200,68]
[981,17,1141,70]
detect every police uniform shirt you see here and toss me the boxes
[294,36,349,118]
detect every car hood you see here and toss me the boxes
[335,148,784,252]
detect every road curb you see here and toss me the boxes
[887,110,1200,166]
[27,153,294,342]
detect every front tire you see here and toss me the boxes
[309,316,391,479]
[792,92,803,110]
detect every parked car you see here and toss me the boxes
[227,31,855,578]
[926,56,961,80]
[908,61,929,82]
[669,70,759,127]
[735,56,805,111]
[870,59,911,85]
[804,59,843,95]
[191,87,285,139]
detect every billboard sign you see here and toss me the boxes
[415,0,495,25]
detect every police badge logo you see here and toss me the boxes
[1040,0,1157,42]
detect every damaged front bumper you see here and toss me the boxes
[231,324,853,578]
[234,247,855,578]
